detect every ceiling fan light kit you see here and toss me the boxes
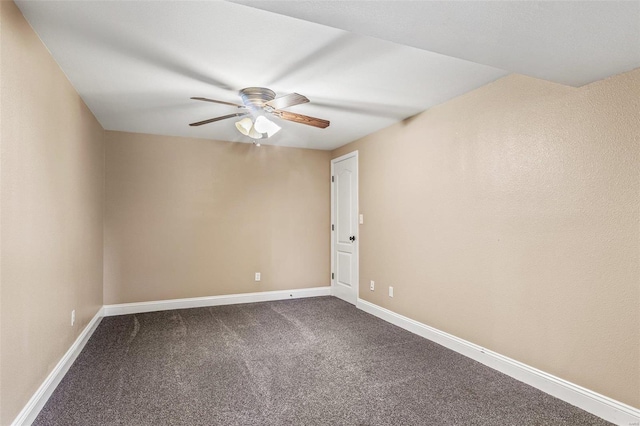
[234,115,280,140]
[190,87,330,142]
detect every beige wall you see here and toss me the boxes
[0,2,105,424]
[104,131,331,304]
[333,69,640,408]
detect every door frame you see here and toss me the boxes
[330,150,359,305]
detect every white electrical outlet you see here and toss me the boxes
[370,280,375,291]
[255,272,261,281]
[389,286,394,298]
[71,310,76,326]
[359,214,364,224]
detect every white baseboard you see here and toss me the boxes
[357,298,639,426]
[13,287,330,424]
[103,286,331,316]
[11,307,104,426]
[15,292,636,425]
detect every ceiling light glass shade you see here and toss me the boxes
[253,116,281,138]
[235,117,253,136]
[248,125,263,139]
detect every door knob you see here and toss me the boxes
[349,235,356,242]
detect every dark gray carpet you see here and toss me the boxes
[34,297,611,425]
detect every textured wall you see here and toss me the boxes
[104,131,331,304]
[0,1,105,423]
[332,70,640,407]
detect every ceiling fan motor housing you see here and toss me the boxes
[239,87,276,110]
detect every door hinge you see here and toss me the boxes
[331,273,334,279]
[331,176,334,182]
[331,224,334,231]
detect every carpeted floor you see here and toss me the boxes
[34,296,611,425]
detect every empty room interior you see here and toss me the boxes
[1,1,639,425]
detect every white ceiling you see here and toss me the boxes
[15,1,640,150]
[233,0,640,87]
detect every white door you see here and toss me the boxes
[331,152,358,305]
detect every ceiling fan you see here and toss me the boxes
[190,87,330,139]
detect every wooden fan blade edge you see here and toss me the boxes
[191,97,247,109]
[272,110,330,129]
[189,112,249,127]
[265,93,310,110]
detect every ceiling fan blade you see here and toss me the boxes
[272,110,330,129]
[265,93,309,110]
[189,112,249,127]
[191,97,247,109]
